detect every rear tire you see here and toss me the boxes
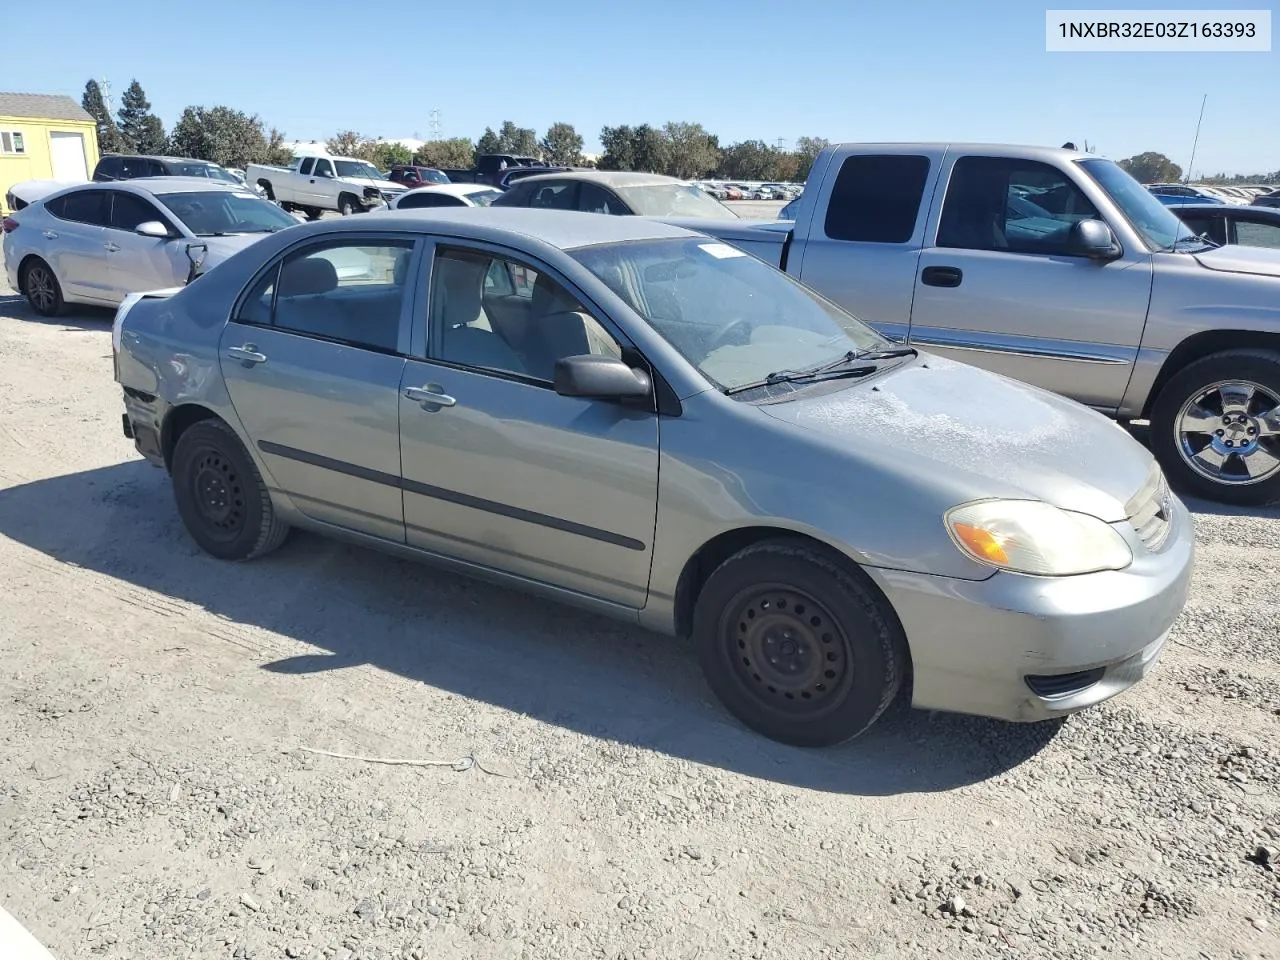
[257,181,275,201]
[171,419,290,561]
[1150,349,1280,506]
[20,258,64,317]
[693,539,907,747]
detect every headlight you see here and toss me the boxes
[945,500,1132,576]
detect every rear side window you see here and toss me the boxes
[823,154,930,243]
[51,190,110,225]
[398,193,463,208]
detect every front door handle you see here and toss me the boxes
[921,265,963,288]
[42,230,58,240]
[103,241,121,252]
[226,344,268,365]
[404,384,457,408]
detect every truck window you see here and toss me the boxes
[299,157,315,175]
[314,159,334,178]
[937,157,1100,255]
[823,155,929,243]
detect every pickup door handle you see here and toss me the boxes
[921,266,963,288]
[404,385,457,408]
[226,344,268,365]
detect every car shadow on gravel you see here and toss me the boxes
[0,461,1064,795]
[0,294,114,331]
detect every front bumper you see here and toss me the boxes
[866,495,1195,723]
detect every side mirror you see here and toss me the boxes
[1069,219,1122,260]
[554,355,651,400]
[135,220,170,239]
[184,242,208,284]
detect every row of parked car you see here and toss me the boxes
[1147,181,1280,207]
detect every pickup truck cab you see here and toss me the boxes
[247,155,406,219]
[679,143,1280,506]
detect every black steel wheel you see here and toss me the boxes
[171,419,289,561]
[694,539,907,747]
[21,258,64,317]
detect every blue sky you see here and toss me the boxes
[7,0,1277,174]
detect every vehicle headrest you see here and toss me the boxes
[279,256,338,297]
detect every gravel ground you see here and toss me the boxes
[0,267,1276,960]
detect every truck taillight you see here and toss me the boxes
[1,217,18,233]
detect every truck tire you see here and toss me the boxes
[693,538,907,747]
[1150,349,1280,506]
[257,180,275,201]
[304,207,323,221]
[338,193,360,216]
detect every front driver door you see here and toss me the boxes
[398,242,659,608]
[908,155,1153,411]
[219,236,418,542]
[104,191,185,300]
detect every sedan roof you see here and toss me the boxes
[309,206,701,250]
[511,170,692,189]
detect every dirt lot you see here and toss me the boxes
[0,273,1276,960]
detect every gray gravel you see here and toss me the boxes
[0,273,1276,960]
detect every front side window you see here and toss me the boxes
[109,193,168,232]
[430,247,621,382]
[823,154,929,243]
[313,159,335,178]
[238,240,413,352]
[570,237,886,392]
[157,191,298,236]
[95,156,123,179]
[1079,158,1197,252]
[1234,218,1280,248]
[938,157,1100,255]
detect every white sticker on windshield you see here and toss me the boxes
[698,242,746,259]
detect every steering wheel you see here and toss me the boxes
[706,317,753,353]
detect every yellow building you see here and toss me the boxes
[0,92,100,215]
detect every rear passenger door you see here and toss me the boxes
[219,235,419,542]
[790,151,940,343]
[43,189,114,301]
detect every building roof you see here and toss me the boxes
[0,92,94,123]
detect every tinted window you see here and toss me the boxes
[118,156,151,179]
[527,181,578,210]
[313,159,334,178]
[579,184,629,215]
[95,156,123,179]
[1234,218,1280,248]
[1177,214,1222,244]
[54,190,110,226]
[243,240,413,352]
[398,192,463,209]
[823,154,929,243]
[298,158,315,175]
[430,247,621,382]
[109,192,167,232]
[938,157,1100,255]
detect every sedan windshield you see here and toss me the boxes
[614,183,739,219]
[570,237,887,391]
[467,189,502,206]
[1079,158,1198,251]
[157,191,299,236]
[334,160,384,180]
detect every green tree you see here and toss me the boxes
[168,105,283,169]
[81,79,129,153]
[370,142,413,169]
[719,140,779,181]
[540,122,583,166]
[264,128,294,167]
[327,130,365,157]
[475,127,502,161]
[116,80,165,155]
[662,122,720,179]
[632,124,671,174]
[1117,151,1182,184]
[597,125,636,170]
[413,138,475,169]
[794,136,830,183]
[497,120,539,157]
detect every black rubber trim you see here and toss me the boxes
[257,440,646,552]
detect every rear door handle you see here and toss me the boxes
[404,384,457,408]
[921,265,963,288]
[42,230,58,240]
[226,344,268,365]
[103,241,121,252]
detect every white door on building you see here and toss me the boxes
[48,131,88,180]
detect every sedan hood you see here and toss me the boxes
[197,233,277,268]
[1193,244,1280,279]
[761,355,1153,522]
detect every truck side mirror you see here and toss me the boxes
[1070,219,1122,261]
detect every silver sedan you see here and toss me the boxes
[111,209,1194,746]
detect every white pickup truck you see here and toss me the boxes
[246,155,407,219]
[672,142,1280,507]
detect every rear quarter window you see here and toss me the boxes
[823,154,930,243]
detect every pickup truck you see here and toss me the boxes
[246,155,407,218]
[443,154,550,186]
[675,142,1280,506]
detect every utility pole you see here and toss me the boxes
[1185,94,1207,183]
[100,77,113,113]
[429,108,441,141]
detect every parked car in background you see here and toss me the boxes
[247,155,407,218]
[110,207,1193,747]
[441,154,551,186]
[496,166,576,190]
[388,183,503,209]
[3,179,297,315]
[670,142,1280,505]
[492,171,737,219]
[4,179,85,213]
[1153,192,1224,206]
[1170,203,1280,249]
[93,154,267,199]
[699,182,729,200]
[1147,183,1236,205]
[388,165,451,190]
[1252,189,1280,209]
[721,184,746,200]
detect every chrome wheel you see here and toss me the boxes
[1177,379,1280,485]
[25,265,56,313]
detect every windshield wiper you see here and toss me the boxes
[1173,234,1217,249]
[724,361,878,395]
[856,346,918,361]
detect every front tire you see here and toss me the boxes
[171,419,290,561]
[338,194,360,216]
[693,539,907,747]
[21,258,64,317]
[304,207,323,221]
[1150,349,1280,506]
